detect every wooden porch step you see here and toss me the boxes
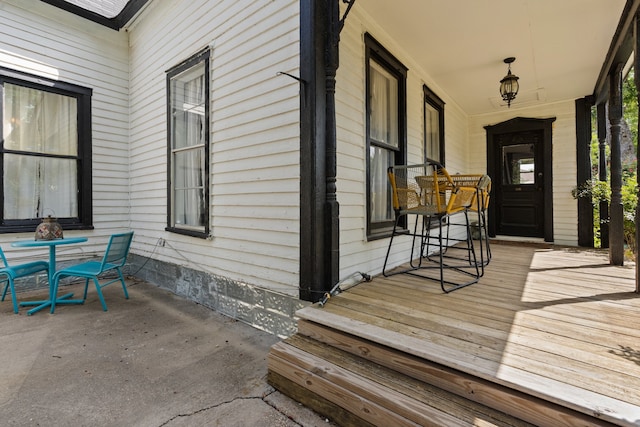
[269,319,617,427]
[268,332,535,427]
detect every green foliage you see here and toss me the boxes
[623,68,638,150]
[571,179,610,203]
[622,175,638,254]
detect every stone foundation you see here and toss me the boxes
[128,254,307,338]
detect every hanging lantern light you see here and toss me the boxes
[499,57,519,107]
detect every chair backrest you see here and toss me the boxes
[0,246,9,269]
[388,162,479,216]
[100,231,134,271]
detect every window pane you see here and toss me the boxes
[3,83,77,156]
[173,148,205,229]
[171,64,205,150]
[425,103,440,161]
[369,60,398,147]
[369,146,394,223]
[4,154,77,219]
[502,144,535,185]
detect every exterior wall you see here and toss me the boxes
[467,100,579,246]
[0,0,131,264]
[336,6,471,278]
[127,0,303,335]
[0,0,582,332]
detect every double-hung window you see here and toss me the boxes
[167,49,210,237]
[0,67,92,232]
[365,34,407,239]
[423,84,445,164]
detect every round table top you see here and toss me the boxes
[11,237,88,247]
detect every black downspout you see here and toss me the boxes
[608,63,625,265]
[597,102,609,248]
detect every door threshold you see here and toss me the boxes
[491,235,551,248]
[494,235,545,243]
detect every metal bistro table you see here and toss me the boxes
[12,237,88,315]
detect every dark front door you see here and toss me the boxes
[485,117,554,242]
[495,131,544,237]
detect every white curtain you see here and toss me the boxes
[172,68,205,229]
[3,84,77,219]
[370,147,393,222]
[424,103,440,162]
[369,61,397,222]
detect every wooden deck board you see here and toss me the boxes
[296,244,640,426]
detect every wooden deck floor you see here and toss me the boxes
[295,242,640,426]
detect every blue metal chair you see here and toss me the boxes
[50,232,134,313]
[0,247,49,314]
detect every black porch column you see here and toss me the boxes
[575,97,594,247]
[608,64,625,266]
[324,0,340,293]
[299,0,344,301]
[597,102,609,248]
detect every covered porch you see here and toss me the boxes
[269,242,640,426]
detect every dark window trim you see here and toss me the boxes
[423,84,445,165]
[0,66,93,233]
[38,0,150,30]
[364,33,407,240]
[165,48,210,239]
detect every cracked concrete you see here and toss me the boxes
[0,279,333,426]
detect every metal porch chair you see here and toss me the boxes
[382,162,480,292]
[50,231,134,313]
[440,174,492,275]
[0,247,49,314]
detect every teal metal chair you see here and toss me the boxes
[50,231,134,313]
[0,247,49,314]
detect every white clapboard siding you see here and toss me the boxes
[336,5,471,278]
[128,0,301,295]
[0,0,132,259]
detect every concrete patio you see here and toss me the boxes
[0,278,331,426]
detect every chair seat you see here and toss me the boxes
[2,261,49,279]
[58,261,119,277]
[0,250,49,314]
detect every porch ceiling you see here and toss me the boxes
[356,0,627,116]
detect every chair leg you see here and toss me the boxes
[117,269,129,299]
[83,278,90,301]
[1,278,18,314]
[93,278,108,311]
[50,275,60,314]
[1,278,8,302]
[383,217,402,277]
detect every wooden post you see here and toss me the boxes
[325,0,340,290]
[597,102,609,248]
[299,0,330,302]
[635,14,640,292]
[575,97,594,247]
[608,63,625,266]
[299,0,353,301]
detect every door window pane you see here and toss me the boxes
[502,144,535,185]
